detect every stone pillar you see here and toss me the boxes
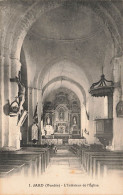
[112,56,123,150]
[86,96,95,144]
[3,56,11,148]
[9,58,21,150]
[37,89,43,145]
[0,55,11,150]
[32,88,38,116]
[80,104,86,138]
[0,56,21,150]
[0,55,5,147]
[27,87,33,144]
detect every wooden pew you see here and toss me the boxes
[0,168,15,178]
[97,161,123,178]
[84,151,122,173]
[0,146,50,178]
[0,164,26,177]
[21,147,50,171]
[0,153,38,177]
[93,157,123,178]
[0,159,32,177]
[80,147,123,179]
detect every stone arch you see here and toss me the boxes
[3,0,122,62]
[42,79,85,106]
[36,57,92,90]
[42,76,86,105]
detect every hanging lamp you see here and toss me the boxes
[89,66,114,97]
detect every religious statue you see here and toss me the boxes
[31,122,39,144]
[16,72,25,114]
[73,116,77,125]
[10,71,26,115]
[60,112,63,119]
[47,116,50,125]
[59,109,64,120]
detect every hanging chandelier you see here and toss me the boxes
[89,74,114,97]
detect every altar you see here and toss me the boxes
[57,122,68,134]
[58,124,66,133]
[43,91,81,139]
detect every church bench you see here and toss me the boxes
[0,168,15,178]
[14,151,45,174]
[81,150,123,172]
[0,157,37,177]
[19,148,50,173]
[29,148,50,167]
[22,147,50,170]
[86,152,123,172]
[0,153,40,177]
[81,149,107,170]
[0,148,50,177]
[0,164,26,177]
[88,152,123,171]
[0,159,33,177]
[103,164,123,178]
[91,156,123,178]
[80,149,123,178]
[97,161,123,178]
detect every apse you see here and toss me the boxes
[42,87,81,143]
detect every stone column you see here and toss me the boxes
[0,55,11,150]
[112,56,123,150]
[32,88,38,116]
[37,89,43,145]
[0,55,5,148]
[9,58,21,150]
[0,56,21,150]
[81,104,87,138]
[86,96,95,144]
[27,87,33,144]
[3,56,11,148]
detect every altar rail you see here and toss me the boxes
[42,139,63,145]
[68,139,86,145]
[42,138,86,145]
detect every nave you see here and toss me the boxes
[0,0,123,194]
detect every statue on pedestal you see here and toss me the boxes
[73,116,77,125]
[47,116,50,125]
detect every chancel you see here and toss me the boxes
[0,0,123,192]
[43,89,81,143]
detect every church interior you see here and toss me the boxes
[0,0,123,193]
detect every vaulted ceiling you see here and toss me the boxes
[21,1,123,104]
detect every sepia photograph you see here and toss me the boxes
[0,0,123,194]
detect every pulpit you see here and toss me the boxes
[95,118,113,146]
